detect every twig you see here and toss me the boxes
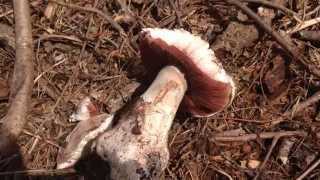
[0,0,34,155]
[212,167,234,180]
[305,6,320,17]
[291,90,320,115]
[22,130,60,148]
[272,90,320,125]
[212,131,306,141]
[297,157,320,180]
[287,17,320,34]
[225,0,320,78]
[254,137,280,180]
[240,0,301,22]
[0,10,13,19]
[48,0,126,36]
[0,168,76,176]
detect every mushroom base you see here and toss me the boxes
[96,66,187,179]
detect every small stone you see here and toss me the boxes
[247,159,261,169]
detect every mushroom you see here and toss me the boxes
[56,97,114,169]
[94,28,235,179]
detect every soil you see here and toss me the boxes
[0,0,320,179]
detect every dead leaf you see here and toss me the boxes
[263,55,287,95]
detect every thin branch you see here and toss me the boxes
[0,168,76,176]
[287,17,320,34]
[240,0,301,22]
[0,10,13,19]
[271,90,320,125]
[291,90,320,115]
[253,137,280,180]
[48,0,126,36]
[297,157,320,180]
[225,0,320,77]
[37,34,82,43]
[22,130,60,148]
[211,131,306,141]
[0,0,34,155]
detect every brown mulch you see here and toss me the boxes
[0,0,320,179]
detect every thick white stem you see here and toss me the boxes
[96,66,187,179]
[141,66,187,139]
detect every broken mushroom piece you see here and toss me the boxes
[95,28,235,179]
[56,97,114,169]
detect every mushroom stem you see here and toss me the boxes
[140,65,187,137]
[96,66,187,179]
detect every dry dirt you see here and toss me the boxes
[0,0,320,179]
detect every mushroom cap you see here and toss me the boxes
[139,28,235,117]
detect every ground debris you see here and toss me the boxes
[263,55,287,95]
[278,137,296,165]
[0,0,319,179]
[213,21,259,56]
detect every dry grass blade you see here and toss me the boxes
[0,0,34,155]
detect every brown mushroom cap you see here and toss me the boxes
[139,28,235,117]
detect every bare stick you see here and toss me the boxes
[212,131,306,141]
[297,157,320,180]
[49,0,126,36]
[0,0,34,155]
[225,0,320,77]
